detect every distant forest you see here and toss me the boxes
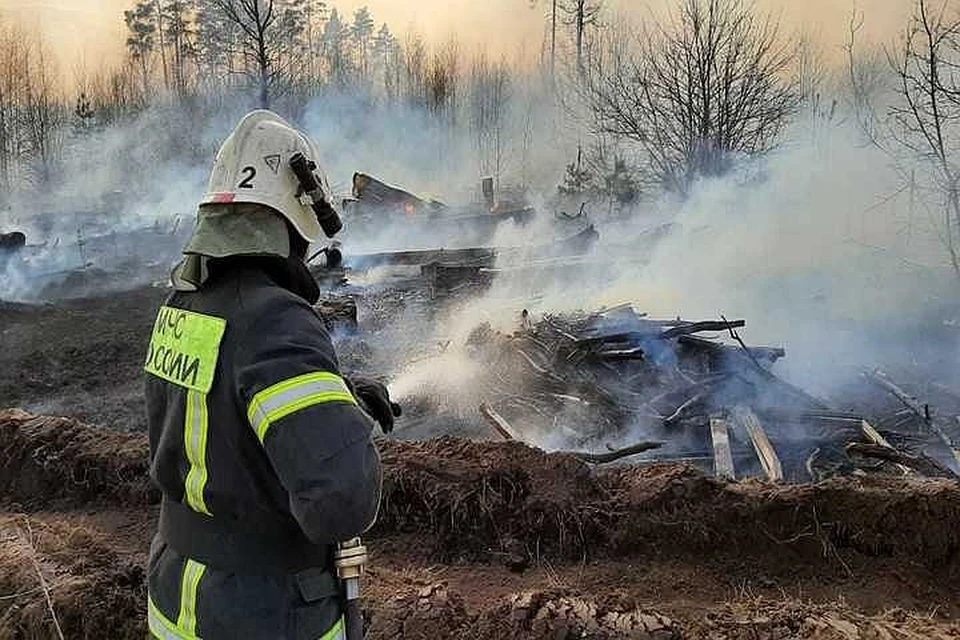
[1,0,960,275]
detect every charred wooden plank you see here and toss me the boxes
[677,335,786,362]
[755,408,864,424]
[661,320,745,340]
[864,370,928,418]
[479,404,519,441]
[845,443,956,478]
[570,440,664,464]
[710,418,736,479]
[733,406,783,481]
[860,420,913,476]
[663,391,709,426]
[595,347,645,361]
[349,246,496,269]
[865,370,960,466]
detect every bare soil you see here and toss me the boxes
[0,409,958,639]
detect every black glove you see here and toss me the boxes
[347,377,402,434]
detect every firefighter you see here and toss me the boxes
[144,110,397,640]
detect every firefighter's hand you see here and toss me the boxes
[348,377,402,434]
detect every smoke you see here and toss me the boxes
[0,26,955,448]
[383,111,960,446]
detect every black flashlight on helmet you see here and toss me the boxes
[290,152,343,238]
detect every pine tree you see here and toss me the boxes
[124,1,158,98]
[322,8,348,87]
[558,146,595,197]
[352,7,374,81]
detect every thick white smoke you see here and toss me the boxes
[387,113,960,440]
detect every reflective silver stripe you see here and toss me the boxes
[148,596,198,640]
[183,390,211,515]
[247,372,356,443]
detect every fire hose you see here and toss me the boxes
[334,538,368,640]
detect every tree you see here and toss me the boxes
[468,53,513,191]
[352,6,374,81]
[372,23,400,101]
[560,0,601,78]
[558,145,596,198]
[888,0,960,277]
[124,1,157,98]
[205,0,280,107]
[426,39,460,121]
[162,0,197,95]
[402,32,427,107]
[322,7,349,87]
[584,0,800,194]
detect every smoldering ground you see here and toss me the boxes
[386,113,960,452]
[1,84,957,455]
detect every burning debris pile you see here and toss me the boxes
[466,305,960,482]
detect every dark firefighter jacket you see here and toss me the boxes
[144,260,382,640]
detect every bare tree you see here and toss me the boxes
[560,0,601,78]
[468,53,513,192]
[403,32,427,108]
[888,0,960,277]
[205,0,279,107]
[584,0,800,194]
[426,39,460,122]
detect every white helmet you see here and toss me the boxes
[201,110,330,243]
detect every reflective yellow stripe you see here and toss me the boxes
[184,390,211,516]
[176,559,206,634]
[149,596,340,640]
[148,595,198,640]
[319,617,346,640]
[247,372,356,443]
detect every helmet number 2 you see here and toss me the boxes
[238,166,257,189]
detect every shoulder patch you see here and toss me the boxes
[144,306,227,393]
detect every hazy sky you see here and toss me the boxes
[0,0,913,76]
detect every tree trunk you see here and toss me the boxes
[156,0,170,91]
[258,47,270,108]
[576,0,584,77]
[551,0,557,80]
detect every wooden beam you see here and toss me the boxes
[479,404,519,441]
[860,420,913,476]
[865,370,960,466]
[710,418,735,480]
[571,440,664,464]
[733,406,783,481]
[864,370,927,418]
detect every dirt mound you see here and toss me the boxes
[375,437,610,560]
[0,409,157,508]
[0,512,146,639]
[0,411,958,638]
[605,464,960,574]
[2,410,958,578]
[375,437,960,578]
